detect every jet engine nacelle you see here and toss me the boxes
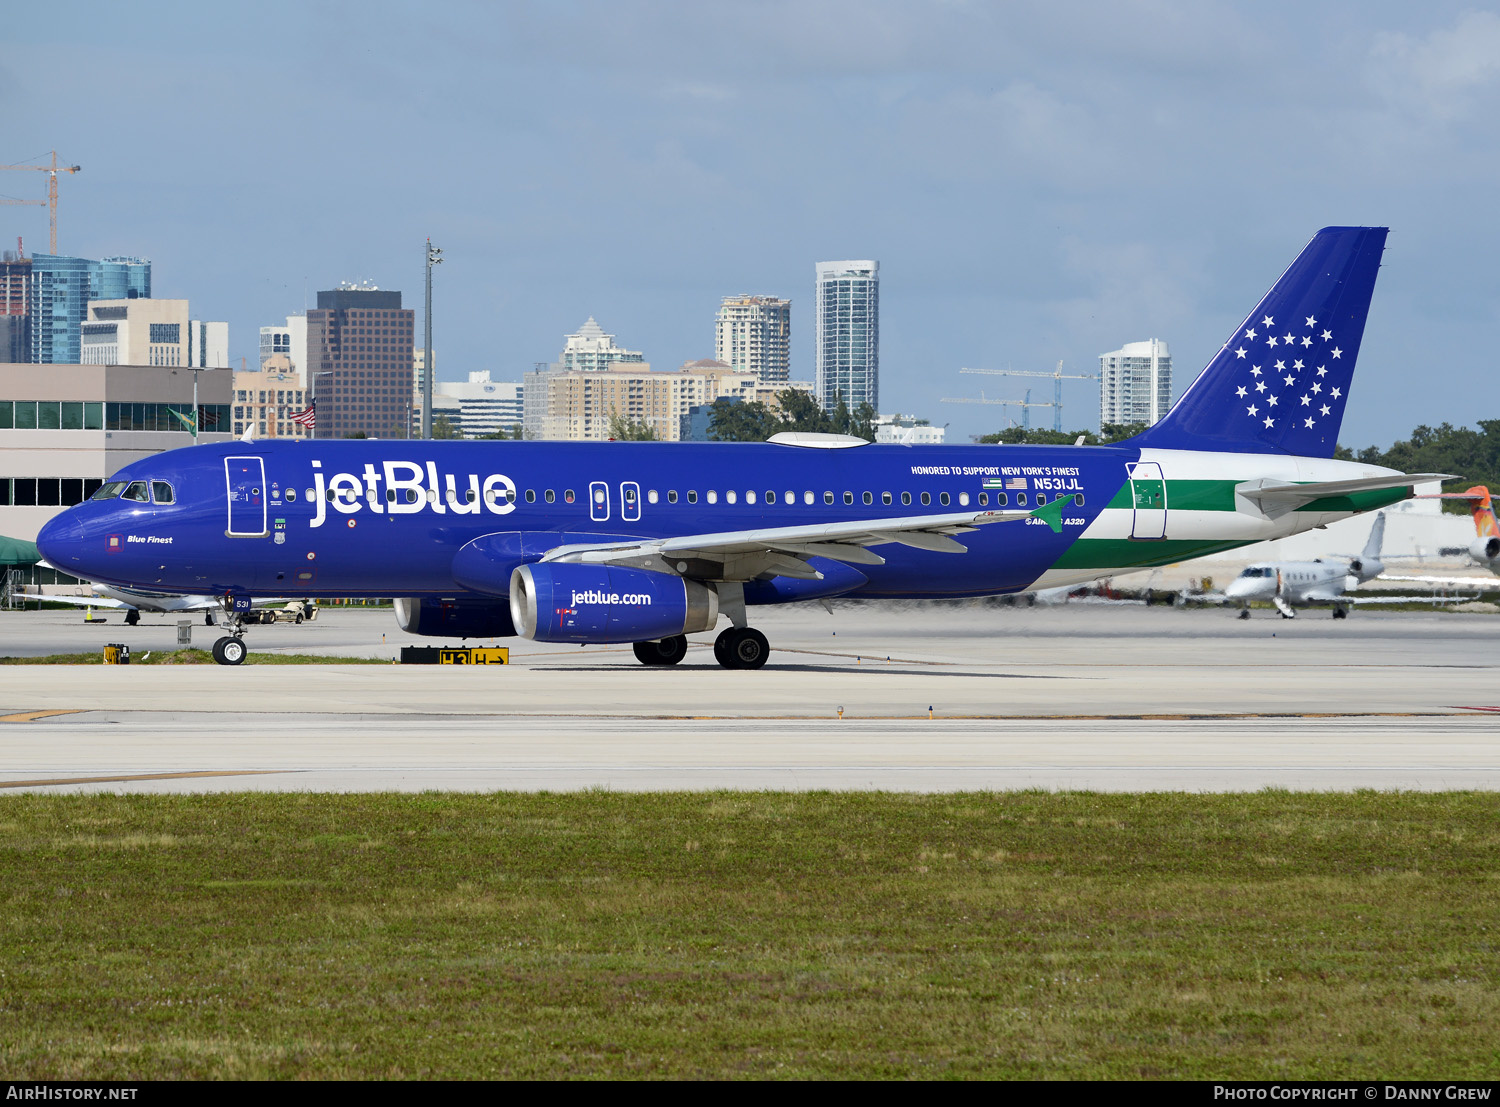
[510,563,719,644]
[1471,535,1500,565]
[394,596,517,638]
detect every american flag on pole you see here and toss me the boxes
[291,401,316,430]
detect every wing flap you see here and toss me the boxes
[1236,473,1455,511]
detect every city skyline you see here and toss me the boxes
[3,2,1497,446]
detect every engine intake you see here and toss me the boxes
[1471,536,1500,564]
[394,596,516,638]
[510,563,718,643]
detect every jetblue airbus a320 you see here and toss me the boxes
[37,227,1450,667]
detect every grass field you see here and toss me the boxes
[1,791,1496,1079]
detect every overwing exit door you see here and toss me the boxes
[620,481,641,522]
[1127,461,1167,539]
[225,456,268,537]
[589,481,610,522]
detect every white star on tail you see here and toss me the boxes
[1331,387,1341,399]
[1312,382,1322,393]
[1321,330,1332,340]
[1263,315,1275,327]
[1293,359,1304,370]
[1263,416,1275,428]
[1236,386,1247,397]
[1251,366,1263,376]
[1320,404,1331,416]
[1247,404,1258,416]
[1301,336,1312,347]
[1255,381,1267,393]
[1331,347,1342,359]
[1283,333,1293,345]
[1300,394,1311,406]
[1284,375,1295,386]
[1304,417,1315,428]
[1235,347,1246,358]
[1316,365,1327,376]
[1267,336,1278,347]
[1267,395,1279,406]
[1305,316,1317,327]
[1245,328,1257,339]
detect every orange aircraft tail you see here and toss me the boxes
[1425,485,1498,538]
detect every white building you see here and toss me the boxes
[715,295,790,384]
[436,371,524,437]
[874,414,946,445]
[815,261,879,413]
[80,299,228,369]
[1099,339,1172,427]
[258,314,307,378]
[559,316,645,373]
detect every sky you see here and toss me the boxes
[3,0,1498,447]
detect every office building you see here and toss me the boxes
[232,367,310,439]
[0,361,232,541]
[1,254,29,363]
[305,285,415,438]
[258,314,307,377]
[1099,339,1172,426]
[715,295,790,384]
[20,255,154,365]
[435,371,523,438]
[814,260,879,412]
[78,300,227,368]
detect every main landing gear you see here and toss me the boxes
[1332,604,1349,620]
[124,609,140,626]
[713,626,769,670]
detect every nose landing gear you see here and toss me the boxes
[210,595,249,665]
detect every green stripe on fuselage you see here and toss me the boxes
[1103,481,1409,514]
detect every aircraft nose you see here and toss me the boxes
[35,511,85,569]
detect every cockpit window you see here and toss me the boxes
[151,481,175,504]
[1239,567,1267,578]
[91,481,126,501]
[122,481,150,502]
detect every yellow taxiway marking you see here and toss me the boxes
[0,770,294,789]
[0,710,81,723]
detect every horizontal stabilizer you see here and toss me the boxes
[1235,472,1454,515]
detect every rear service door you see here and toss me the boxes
[1127,461,1167,540]
[589,481,610,523]
[225,456,268,537]
[620,481,641,522]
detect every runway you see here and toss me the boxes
[1,604,1497,792]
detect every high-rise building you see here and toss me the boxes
[189,320,229,368]
[558,317,645,373]
[78,301,228,368]
[259,314,307,377]
[1,253,29,363]
[22,255,154,365]
[305,286,415,438]
[1099,339,1172,427]
[814,260,879,412]
[715,295,790,384]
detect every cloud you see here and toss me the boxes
[1369,9,1500,120]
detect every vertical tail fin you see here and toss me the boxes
[1468,486,1499,538]
[1362,512,1386,561]
[1132,227,1388,457]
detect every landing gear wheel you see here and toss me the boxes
[125,609,140,626]
[1333,606,1348,620]
[212,636,247,666]
[1238,607,1251,620]
[295,613,304,625]
[633,635,687,666]
[715,627,769,670]
[204,612,216,626]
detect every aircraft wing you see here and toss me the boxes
[539,508,1034,581]
[1349,594,1481,605]
[1235,473,1456,516]
[23,592,132,611]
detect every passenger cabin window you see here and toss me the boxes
[996,492,1007,506]
[151,481,174,504]
[863,491,873,505]
[1016,493,1027,506]
[746,491,756,505]
[824,491,834,505]
[785,491,795,505]
[726,491,736,504]
[525,490,536,503]
[843,491,853,505]
[668,490,678,504]
[958,492,969,506]
[803,491,813,505]
[881,491,892,505]
[545,490,555,503]
[647,490,658,504]
[92,481,126,501]
[565,489,576,503]
[978,492,988,507]
[687,491,698,504]
[940,492,950,506]
[901,491,911,506]
[122,481,150,502]
[285,488,298,503]
[920,492,931,506]
[707,490,717,504]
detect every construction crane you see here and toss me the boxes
[0,151,81,255]
[940,388,1057,430]
[958,360,1098,432]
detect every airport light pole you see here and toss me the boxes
[423,239,442,440]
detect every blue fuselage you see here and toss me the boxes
[38,439,1138,600]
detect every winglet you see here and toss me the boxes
[1030,495,1069,534]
